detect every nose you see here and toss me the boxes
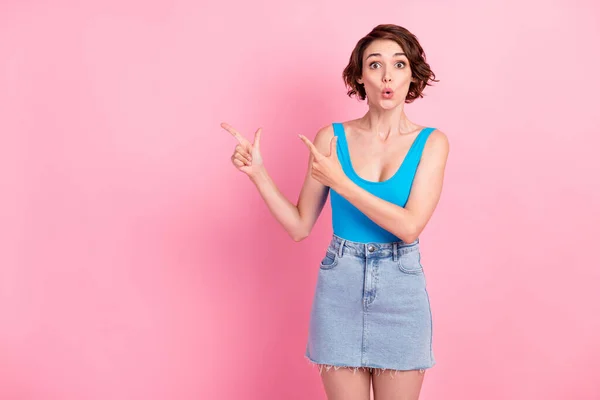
[383,72,392,83]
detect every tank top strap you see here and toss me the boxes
[401,127,436,174]
[332,122,344,137]
[332,122,352,173]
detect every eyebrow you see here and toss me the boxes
[366,52,406,59]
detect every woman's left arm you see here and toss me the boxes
[335,130,450,243]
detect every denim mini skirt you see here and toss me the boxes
[305,234,435,373]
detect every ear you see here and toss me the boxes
[357,77,363,85]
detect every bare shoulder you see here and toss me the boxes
[312,124,336,154]
[423,128,450,161]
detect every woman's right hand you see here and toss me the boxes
[221,122,264,178]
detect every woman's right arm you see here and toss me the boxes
[223,123,334,241]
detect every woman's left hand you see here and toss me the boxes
[298,134,350,192]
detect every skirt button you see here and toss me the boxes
[367,245,375,252]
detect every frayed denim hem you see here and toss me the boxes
[304,355,431,377]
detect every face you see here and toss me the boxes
[357,39,416,108]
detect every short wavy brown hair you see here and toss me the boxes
[343,24,439,103]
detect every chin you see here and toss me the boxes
[367,96,403,110]
[376,100,401,110]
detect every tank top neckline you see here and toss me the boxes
[335,123,430,185]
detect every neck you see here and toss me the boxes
[359,103,418,139]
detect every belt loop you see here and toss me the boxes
[337,239,346,258]
[393,242,398,262]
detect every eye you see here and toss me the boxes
[369,62,381,69]
[395,61,406,68]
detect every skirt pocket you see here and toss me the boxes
[398,248,424,275]
[319,250,339,270]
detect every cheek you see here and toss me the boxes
[362,75,380,89]
[402,70,414,84]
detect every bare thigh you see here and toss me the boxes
[372,369,425,400]
[320,366,372,400]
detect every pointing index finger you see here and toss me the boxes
[298,134,321,158]
[221,122,246,144]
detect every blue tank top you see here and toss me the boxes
[330,122,435,243]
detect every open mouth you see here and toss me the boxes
[382,88,394,98]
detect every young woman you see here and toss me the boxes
[222,24,449,400]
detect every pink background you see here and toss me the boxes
[1,0,599,399]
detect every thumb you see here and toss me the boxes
[253,128,262,152]
[329,136,338,158]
